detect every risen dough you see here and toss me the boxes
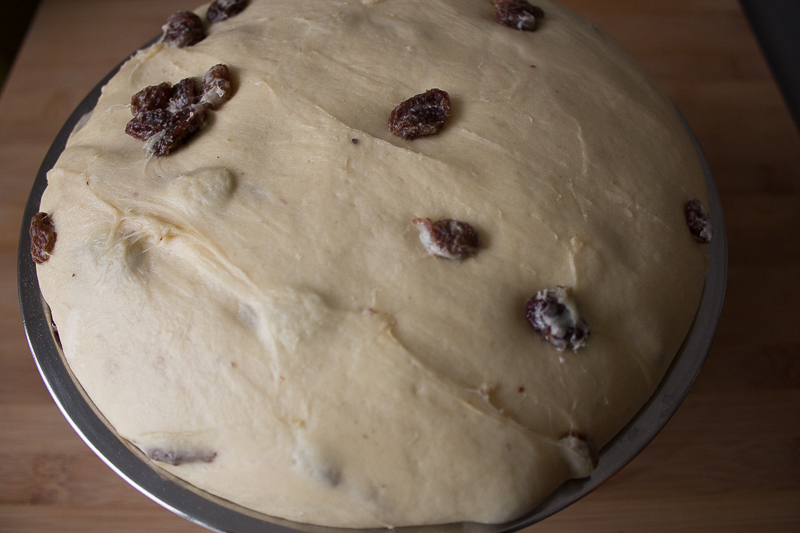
[37,0,709,527]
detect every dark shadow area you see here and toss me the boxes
[0,0,41,93]
[740,0,800,133]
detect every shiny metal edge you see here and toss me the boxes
[17,48,727,533]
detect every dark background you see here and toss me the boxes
[740,0,800,131]
[0,1,40,91]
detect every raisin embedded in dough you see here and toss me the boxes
[389,89,451,140]
[162,11,206,47]
[126,109,174,141]
[412,218,479,260]
[491,0,545,32]
[684,199,713,243]
[207,0,249,23]
[148,105,208,156]
[525,287,590,352]
[169,78,199,111]
[201,64,233,109]
[131,83,172,115]
[30,212,56,264]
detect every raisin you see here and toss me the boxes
[162,11,205,48]
[207,0,249,23]
[491,0,545,31]
[149,105,208,156]
[525,286,590,352]
[146,448,217,466]
[131,82,172,115]
[559,431,599,478]
[200,64,233,110]
[126,64,231,155]
[412,218,479,260]
[126,106,207,155]
[169,77,198,111]
[30,212,56,264]
[389,89,451,140]
[126,108,174,141]
[684,199,713,243]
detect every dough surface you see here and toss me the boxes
[36,0,709,527]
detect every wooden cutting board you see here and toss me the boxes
[1,1,798,531]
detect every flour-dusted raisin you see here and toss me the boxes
[684,199,713,243]
[389,89,451,140]
[131,82,172,115]
[30,212,56,264]
[149,105,208,156]
[491,0,545,31]
[126,108,173,141]
[207,0,248,23]
[163,11,206,48]
[169,77,199,112]
[559,431,599,478]
[526,286,589,352]
[200,64,232,110]
[412,218,479,260]
[146,447,217,466]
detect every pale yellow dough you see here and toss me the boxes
[37,0,709,527]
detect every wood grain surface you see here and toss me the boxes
[1,1,799,531]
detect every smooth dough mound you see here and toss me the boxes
[37,0,709,527]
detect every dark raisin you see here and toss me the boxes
[491,0,545,31]
[200,64,232,110]
[150,105,208,156]
[559,431,599,478]
[131,82,172,115]
[162,11,206,48]
[389,89,451,140]
[525,287,589,352]
[351,138,359,145]
[684,199,713,243]
[146,448,217,466]
[126,108,174,141]
[30,212,56,264]
[412,218,479,260]
[207,0,249,23]
[169,77,198,111]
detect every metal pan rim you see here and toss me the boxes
[17,38,727,533]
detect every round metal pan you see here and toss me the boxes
[18,43,727,533]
